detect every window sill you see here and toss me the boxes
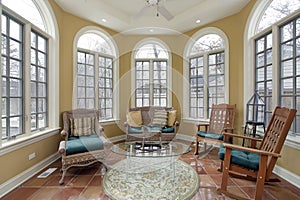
[100,119,120,126]
[182,118,209,124]
[0,128,60,156]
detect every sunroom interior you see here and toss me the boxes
[0,0,299,198]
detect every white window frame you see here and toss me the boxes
[244,0,300,149]
[73,26,119,124]
[131,38,172,107]
[183,27,230,122]
[0,0,59,149]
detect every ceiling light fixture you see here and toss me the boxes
[196,19,201,24]
[102,18,107,22]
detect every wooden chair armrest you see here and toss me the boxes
[58,141,66,154]
[223,132,263,142]
[222,143,281,157]
[98,124,104,132]
[124,122,129,127]
[223,128,234,133]
[196,123,210,131]
[60,130,68,138]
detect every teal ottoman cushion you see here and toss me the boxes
[66,134,104,156]
[218,142,260,170]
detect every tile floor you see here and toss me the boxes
[2,145,300,200]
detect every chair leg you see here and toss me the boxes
[220,148,232,191]
[194,136,199,155]
[255,155,268,200]
[59,168,66,185]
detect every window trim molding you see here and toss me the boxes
[73,26,120,121]
[183,27,230,120]
[0,0,59,146]
[131,37,172,107]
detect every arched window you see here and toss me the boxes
[183,28,229,120]
[74,28,119,122]
[132,39,172,107]
[245,0,300,134]
[1,0,59,142]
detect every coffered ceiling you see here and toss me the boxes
[55,0,250,35]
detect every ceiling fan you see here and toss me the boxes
[134,0,174,21]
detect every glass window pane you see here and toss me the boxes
[281,22,293,42]
[281,41,293,60]
[281,60,293,77]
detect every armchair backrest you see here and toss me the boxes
[128,106,175,126]
[62,109,100,139]
[208,104,236,134]
[259,106,297,179]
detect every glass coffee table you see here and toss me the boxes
[110,141,192,176]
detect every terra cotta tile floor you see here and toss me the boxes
[2,143,300,200]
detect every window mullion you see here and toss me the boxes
[149,60,153,106]
[203,54,208,119]
[24,24,31,135]
[95,53,99,110]
[272,25,279,107]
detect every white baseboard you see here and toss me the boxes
[0,153,60,198]
[273,165,300,188]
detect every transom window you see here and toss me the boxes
[75,31,117,121]
[132,41,171,107]
[252,0,300,134]
[187,33,227,119]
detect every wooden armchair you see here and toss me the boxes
[58,109,109,184]
[195,104,236,155]
[218,106,297,200]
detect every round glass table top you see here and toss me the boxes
[110,141,191,158]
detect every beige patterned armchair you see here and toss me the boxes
[58,109,109,184]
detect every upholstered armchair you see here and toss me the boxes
[58,109,109,184]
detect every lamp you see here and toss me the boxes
[243,90,266,146]
[246,90,265,125]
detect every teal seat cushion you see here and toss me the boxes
[218,142,260,171]
[198,131,223,140]
[161,126,175,133]
[66,134,104,156]
[128,127,143,133]
[128,126,174,133]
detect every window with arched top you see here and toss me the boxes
[132,39,172,107]
[245,0,300,134]
[1,0,59,142]
[74,29,119,121]
[184,30,229,120]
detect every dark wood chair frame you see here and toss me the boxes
[218,106,297,200]
[195,104,236,155]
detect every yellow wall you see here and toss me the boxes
[0,134,60,184]
[1,0,299,187]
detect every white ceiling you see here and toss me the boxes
[55,0,250,35]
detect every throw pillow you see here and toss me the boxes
[127,110,143,127]
[151,109,168,127]
[72,117,96,136]
[167,110,177,127]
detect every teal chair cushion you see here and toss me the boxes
[66,134,104,156]
[127,127,143,133]
[198,131,223,140]
[161,126,175,133]
[218,142,260,171]
[128,126,175,133]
